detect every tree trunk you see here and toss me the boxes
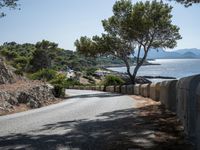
[132,50,148,84]
[123,58,136,84]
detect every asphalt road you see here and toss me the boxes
[0,90,189,150]
[0,90,140,150]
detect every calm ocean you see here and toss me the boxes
[108,59,200,82]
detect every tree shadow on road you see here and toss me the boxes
[0,104,193,150]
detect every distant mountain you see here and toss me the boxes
[135,48,200,59]
[174,48,200,55]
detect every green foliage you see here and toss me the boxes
[75,0,181,83]
[50,74,66,98]
[29,40,57,72]
[13,56,29,71]
[14,69,23,76]
[49,74,68,98]
[52,85,65,98]
[65,78,82,87]
[0,49,18,60]
[85,67,97,76]
[50,74,67,86]
[0,41,101,73]
[30,69,57,81]
[172,0,199,7]
[103,75,125,86]
[0,0,19,18]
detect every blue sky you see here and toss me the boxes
[0,0,200,51]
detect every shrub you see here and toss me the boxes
[103,75,125,86]
[52,84,65,98]
[65,78,82,87]
[14,69,23,76]
[85,67,97,76]
[50,74,68,86]
[30,69,57,81]
[50,74,68,97]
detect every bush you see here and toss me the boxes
[65,78,82,87]
[103,75,125,86]
[85,67,97,76]
[30,69,57,81]
[14,69,24,76]
[50,74,68,97]
[52,84,65,98]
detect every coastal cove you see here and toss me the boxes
[108,59,200,82]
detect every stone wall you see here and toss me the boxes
[160,80,177,112]
[176,75,200,149]
[68,74,200,147]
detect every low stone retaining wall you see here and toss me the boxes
[121,85,127,94]
[67,74,200,148]
[176,75,200,149]
[140,84,150,98]
[127,85,134,95]
[150,82,160,101]
[105,86,115,93]
[133,84,141,95]
[160,80,177,112]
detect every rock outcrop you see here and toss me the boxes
[0,58,16,84]
[0,59,57,114]
[0,80,56,112]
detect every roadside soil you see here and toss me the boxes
[129,95,193,149]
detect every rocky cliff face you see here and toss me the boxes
[0,59,16,84]
[0,59,57,114]
[0,80,56,113]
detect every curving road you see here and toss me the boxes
[0,89,189,150]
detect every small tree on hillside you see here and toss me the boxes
[75,0,181,84]
[29,40,58,72]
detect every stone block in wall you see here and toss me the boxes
[176,75,200,148]
[134,84,141,95]
[105,86,115,93]
[127,85,134,95]
[121,85,127,94]
[150,82,160,101]
[115,85,121,93]
[141,84,150,97]
[160,80,177,112]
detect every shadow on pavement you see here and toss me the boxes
[0,104,193,150]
